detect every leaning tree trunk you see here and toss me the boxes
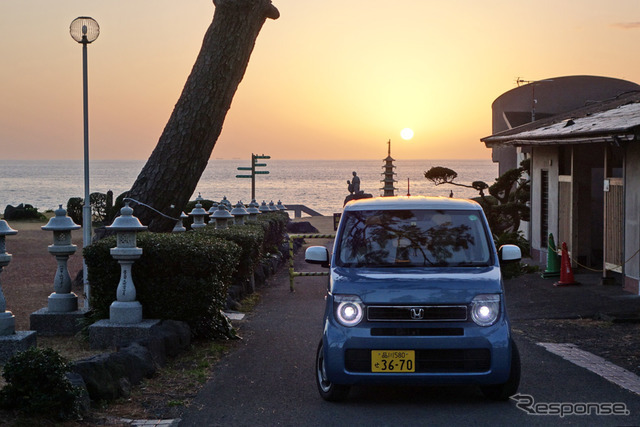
[127,0,279,231]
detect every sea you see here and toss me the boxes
[0,159,497,217]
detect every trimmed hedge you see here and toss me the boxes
[254,211,289,253]
[198,223,265,282]
[84,231,242,339]
[84,211,289,339]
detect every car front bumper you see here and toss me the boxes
[322,317,513,386]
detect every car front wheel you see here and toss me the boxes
[480,339,521,401]
[316,340,350,402]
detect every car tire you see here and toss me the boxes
[316,340,350,402]
[480,339,521,401]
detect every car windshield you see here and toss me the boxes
[336,209,493,268]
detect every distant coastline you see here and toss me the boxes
[0,159,497,216]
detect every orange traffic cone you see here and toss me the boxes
[554,242,579,286]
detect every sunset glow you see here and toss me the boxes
[1,1,640,161]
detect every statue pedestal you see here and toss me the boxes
[343,192,373,206]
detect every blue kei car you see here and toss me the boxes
[305,196,522,402]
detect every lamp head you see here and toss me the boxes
[70,17,99,43]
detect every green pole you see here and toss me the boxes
[542,233,560,278]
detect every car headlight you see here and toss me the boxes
[470,294,500,326]
[334,295,364,327]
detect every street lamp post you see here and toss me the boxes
[70,16,99,310]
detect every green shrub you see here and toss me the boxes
[84,231,242,339]
[0,347,82,420]
[494,231,533,279]
[3,203,46,221]
[494,230,530,256]
[254,211,288,253]
[199,223,265,282]
[66,197,83,225]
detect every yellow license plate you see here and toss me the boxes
[371,350,415,372]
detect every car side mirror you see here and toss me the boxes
[305,246,330,268]
[498,244,522,263]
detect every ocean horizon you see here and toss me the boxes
[0,158,497,217]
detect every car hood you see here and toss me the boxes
[330,266,503,305]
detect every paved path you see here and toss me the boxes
[179,241,640,426]
[181,246,328,425]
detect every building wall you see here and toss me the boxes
[530,146,559,263]
[624,144,640,294]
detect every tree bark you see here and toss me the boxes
[128,0,279,231]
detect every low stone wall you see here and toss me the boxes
[71,320,191,404]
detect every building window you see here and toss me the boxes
[606,144,623,178]
[540,170,549,248]
[559,146,572,176]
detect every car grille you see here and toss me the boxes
[345,349,491,373]
[370,327,464,336]
[367,305,468,322]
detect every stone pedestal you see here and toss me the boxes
[88,318,161,350]
[109,300,143,324]
[30,308,89,336]
[0,311,15,336]
[0,331,37,363]
[48,292,79,312]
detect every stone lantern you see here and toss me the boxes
[212,204,233,229]
[221,196,232,211]
[231,201,249,225]
[259,200,271,213]
[106,202,147,324]
[41,205,81,312]
[189,193,209,230]
[246,200,261,221]
[172,212,188,233]
[276,200,286,211]
[268,200,278,211]
[207,202,218,216]
[0,220,36,361]
[0,220,18,336]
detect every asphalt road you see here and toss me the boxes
[179,243,640,426]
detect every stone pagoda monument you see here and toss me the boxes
[380,139,397,196]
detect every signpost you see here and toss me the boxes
[236,154,270,200]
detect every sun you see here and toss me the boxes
[400,128,414,140]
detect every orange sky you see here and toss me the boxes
[1,0,640,161]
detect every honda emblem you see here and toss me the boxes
[410,308,424,320]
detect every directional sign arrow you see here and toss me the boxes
[236,175,252,178]
[237,167,252,170]
[253,163,267,167]
[255,171,270,174]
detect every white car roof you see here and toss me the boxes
[343,196,482,212]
